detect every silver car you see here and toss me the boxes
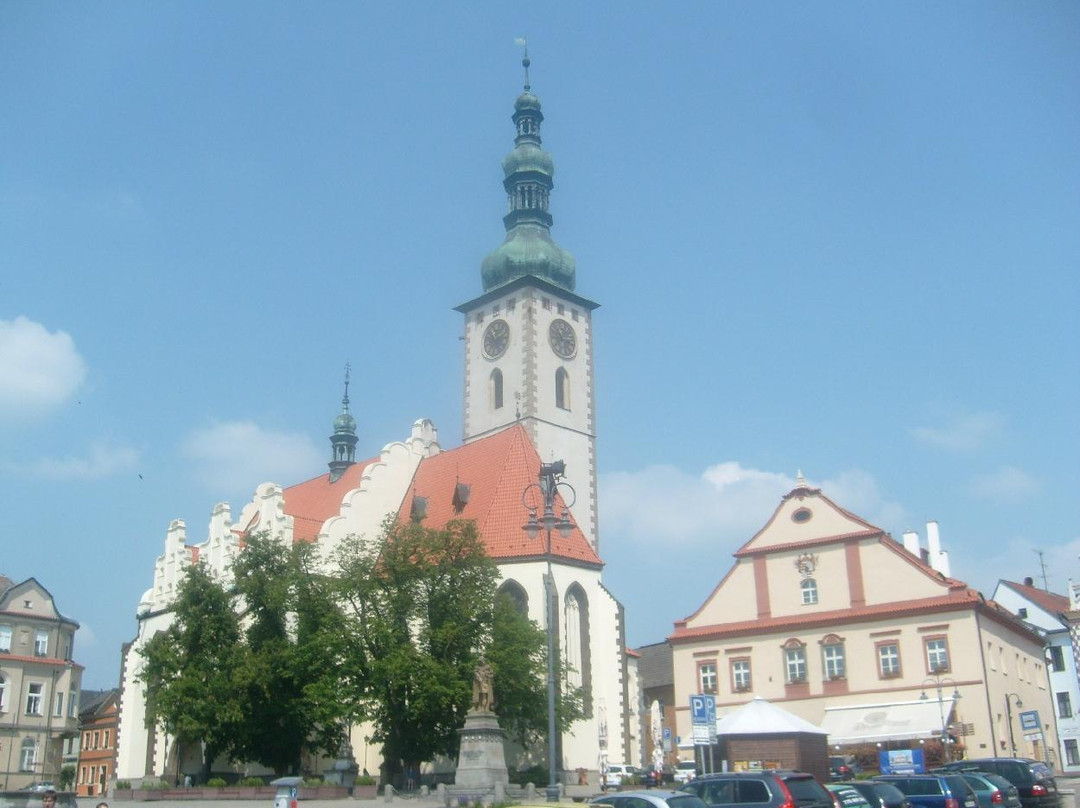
[592,789,709,808]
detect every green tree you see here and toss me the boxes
[331,518,499,783]
[228,534,348,775]
[136,562,243,780]
[58,764,76,791]
[487,591,585,746]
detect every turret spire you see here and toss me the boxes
[328,363,358,482]
[480,45,576,293]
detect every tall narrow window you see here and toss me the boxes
[801,578,819,605]
[54,690,64,717]
[19,738,36,772]
[34,630,48,656]
[1050,646,1065,672]
[822,636,846,680]
[0,625,10,652]
[555,367,570,410]
[0,675,7,711]
[731,659,752,692]
[878,643,901,678]
[490,369,504,410]
[784,641,807,683]
[26,682,43,715]
[926,637,950,673]
[563,584,592,714]
[1058,692,1073,718]
[1066,739,1080,766]
[699,662,717,694]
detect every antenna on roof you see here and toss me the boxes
[1035,549,1049,590]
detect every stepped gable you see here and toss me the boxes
[403,424,601,565]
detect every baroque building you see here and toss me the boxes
[669,482,1059,768]
[0,576,83,790]
[115,68,630,786]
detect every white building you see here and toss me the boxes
[992,578,1076,772]
[115,73,632,786]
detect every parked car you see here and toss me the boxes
[678,770,835,808]
[828,784,874,808]
[874,774,978,808]
[607,765,640,788]
[0,793,78,808]
[591,789,709,808]
[844,780,912,808]
[939,759,1060,808]
[951,772,1022,808]
[674,761,699,785]
[830,758,859,781]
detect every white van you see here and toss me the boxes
[604,764,638,787]
[673,760,698,784]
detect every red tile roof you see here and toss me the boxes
[276,457,382,542]
[1000,579,1069,616]
[401,425,601,565]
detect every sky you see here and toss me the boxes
[2,2,1078,690]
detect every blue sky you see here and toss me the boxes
[2,3,1078,689]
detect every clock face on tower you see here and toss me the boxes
[482,319,510,359]
[548,318,577,359]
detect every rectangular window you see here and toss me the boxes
[1066,739,1079,766]
[68,692,77,717]
[926,637,950,672]
[785,646,807,683]
[878,642,901,677]
[80,766,87,785]
[54,690,64,717]
[26,682,43,715]
[731,659,752,692]
[20,744,35,772]
[823,643,846,680]
[0,625,11,651]
[698,662,717,694]
[542,297,551,310]
[1058,692,1073,719]
[557,303,565,315]
[571,309,579,321]
[1050,646,1066,672]
[34,630,48,656]
[93,730,100,749]
[492,304,499,316]
[103,729,110,748]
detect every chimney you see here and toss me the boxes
[926,520,951,577]
[902,530,921,557]
[1023,576,1034,587]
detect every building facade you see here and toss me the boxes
[0,576,83,790]
[993,579,1076,771]
[116,73,631,786]
[669,483,1058,767]
[76,689,119,796]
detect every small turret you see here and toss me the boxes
[329,365,357,482]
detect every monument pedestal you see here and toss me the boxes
[454,710,509,788]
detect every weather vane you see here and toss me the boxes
[514,36,530,91]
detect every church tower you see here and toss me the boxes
[456,53,600,548]
[328,366,357,483]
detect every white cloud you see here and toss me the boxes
[968,465,1039,502]
[181,421,324,493]
[9,441,141,480]
[0,317,87,417]
[910,412,1003,452]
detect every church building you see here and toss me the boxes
[115,67,634,785]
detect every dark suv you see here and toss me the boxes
[874,774,978,808]
[939,759,1060,808]
[678,771,835,808]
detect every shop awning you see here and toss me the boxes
[821,698,957,744]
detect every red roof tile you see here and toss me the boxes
[1000,579,1069,616]
[279,457,382,542]
[401,425,601,565]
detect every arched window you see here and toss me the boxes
[496,580,528,615]
[555,367,570,410]
[801,578,818,605]
[563,583,592,715]
[20,737,36,772]
[490,369,503,410]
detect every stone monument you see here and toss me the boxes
[454,660,509,789]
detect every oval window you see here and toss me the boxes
[792,507,812,523]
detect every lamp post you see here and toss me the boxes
[522,460,575,803]
[1005,693,1023,756]
[920,674,961,763]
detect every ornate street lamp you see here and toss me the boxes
[522,460,575,803]
[1005,693,1023,756]
[921,674,961,763]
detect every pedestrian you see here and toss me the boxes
[96,802,110,808]
[42,791,57,808]
[184,774,192,789]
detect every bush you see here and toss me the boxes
[302,778,323,787]
[140,779,168,791]
[355,775,376,786]
[206,778,227,787]
[240,777,265,787]
[509,765,548,786]
[116,781,132,790]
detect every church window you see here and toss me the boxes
[698,661,717,694]
[497,580,528,615]
[571,309,579,321]
[475,313,484,325]
[557,303,564,315]
[507,298,516,312]
[542,298,551,310]
[19,737,36,772]
[555,368,570,410]
[492,304,500,316]
[490,369,504,410]
[563,584,592,714]
[801,578,818,605]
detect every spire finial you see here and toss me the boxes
[515,36,530,91]
[796,469,806,487]
[342,362,352,413]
